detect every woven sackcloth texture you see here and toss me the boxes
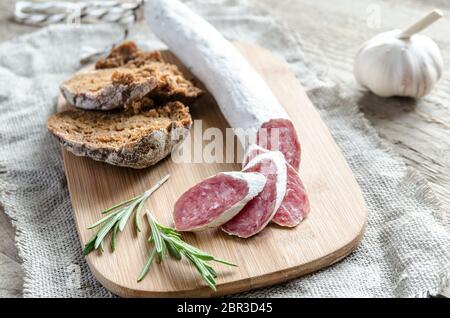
[0,0,448,297]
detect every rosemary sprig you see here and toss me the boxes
[83,174,170,255]
[138,211,237,290]
[83,173,236,291]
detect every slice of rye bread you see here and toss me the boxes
[95,41,203,101]
[60,67,157,111]
[47,101,192,169]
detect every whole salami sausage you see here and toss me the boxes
[145,0,301,169]
[173,172,266,231]
[221,151,287,238]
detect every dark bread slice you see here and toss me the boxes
[47,101,192,169]
[60,67,157,111]
[95,41,202,101]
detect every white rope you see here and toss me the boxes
[14,1,143,26]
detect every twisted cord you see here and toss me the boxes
[14,1,143,26]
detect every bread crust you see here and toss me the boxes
[60,68,157,111]
[47,102,192,169]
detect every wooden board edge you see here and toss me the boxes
[86,219,366,297]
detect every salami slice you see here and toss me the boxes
[272,164,310,227]
[173,172,266,231]
[258,119,301,170]
[243,144,310,227]
[221,151,287,238]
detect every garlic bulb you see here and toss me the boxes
[354,10,444,98]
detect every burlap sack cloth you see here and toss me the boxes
[0,0,448,297]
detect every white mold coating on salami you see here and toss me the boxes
[173,172,266,232]
[242,144,267,168]
[145,0,289,135]
[221,151,287,238]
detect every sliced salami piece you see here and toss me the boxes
[221,151,287,238]
[173,172,266,232]
[243,144,310,227]
[272,164,310,227]
[258,119,301,170]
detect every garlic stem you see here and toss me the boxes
[399,9,443,39]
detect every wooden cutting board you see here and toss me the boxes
[57,43,367,297]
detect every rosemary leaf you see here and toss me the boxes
[94,212,123,249]
[166,240,182,260]
[137,248,156,282]
[211,258,238,267]
[169,237,214,261]
[87,209,122,229]
[101,195,142,215]
[134,196,147,233]
[162,230,182,240]
[155,222,178,234]
[203,261,217,278]
[83,235,97,256]
[111,222,120,252]
[118,201,139,232]
[184,252,216,291]
[147,212,164,263]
